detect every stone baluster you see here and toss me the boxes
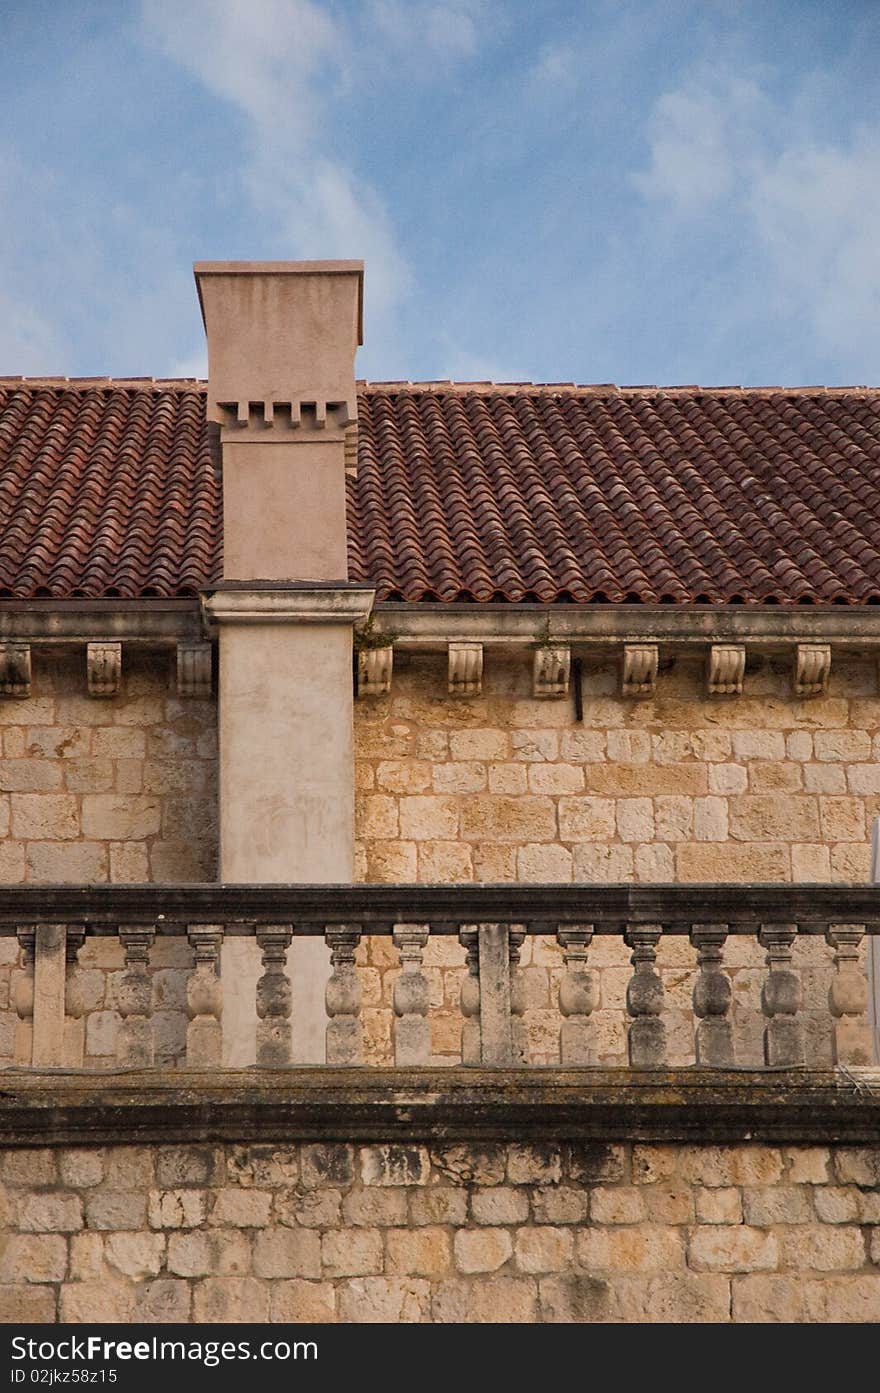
[557,925,597,1065]
[759,923,804,1066]
[117,926,155,1068]
[325,925,363,1065]
[509,927,528,1065]
[459,928,481,1066]
[690,924,734,1066]
[826,924,873,1066]
[13,928,35,1064]
[186,926,224,1067]
[255,926,293,1066]
[393,925,430,1065]
[64,928,87,1067]
[624,925,666,1067]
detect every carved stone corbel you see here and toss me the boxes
[622,643,658,697]
[0,642,31,697]
[87,642,121,697]
[358,645,393,697]
[532,645,570,698]
[448,642,483,696]
[177,641,213,698]
[707,644,745,697]
[794,643,831,698]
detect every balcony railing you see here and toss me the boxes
[2,883,878,1073]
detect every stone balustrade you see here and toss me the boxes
[2,883,878,1072]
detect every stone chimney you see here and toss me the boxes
[196,261,374,1064]
[196,260,362,582]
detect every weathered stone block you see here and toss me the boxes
[0,1283,57,1322]
[688,1226,778,1273]
[557,796,616,841]
[432,1276,537,1323]
[166,1230,250,1278]
[568,1142,627,1184]
[470,1187,529,1226]
[192,1277,269,1322]
[155,1146,218,1189]
[409,1187,468,1226]
[342,1189,408,1227]
[589,1186,647,1225]
[613,1273,731,1323]
[84,1192,147,1231]
[779,1226,866,1271]
[208,1189,271,1229]
[10,793,79,840]
[337,1276,430,1323]
[147,1190,207,1229]
[531,1187,590,1224]
[814,1187,860,1224]
[18,1193,83,1232]
[104,1232,164,1280]
[60,1279,134,1323]
[300,1144,355,1189]
[321,1229,383,1278]
[577,1227,685,1273]
[732,1274,807,1322]
[834,1148,880,1187]
[360,1145,430,1187]
[803,1275,880,1322]
[80,794,160,840]
[386,1227,451,1278]
[252,1229,322,1279]
[741,1187,812,1226]
[454,1228,513,1273]
[270,1280,336,1323]
[508,1144,562,1185]
[515,1226,573,1273]
[695,1188,743,1224]
[0,1234,67,1283]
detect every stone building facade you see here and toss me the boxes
[1,261,879,1323]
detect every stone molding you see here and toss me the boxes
[371,601,880,650]
[2,1068,879,1146]
[201,583,375,629]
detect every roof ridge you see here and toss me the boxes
[358,381,880,397]
[0,378,878,397]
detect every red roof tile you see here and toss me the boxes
[1,379,880,604]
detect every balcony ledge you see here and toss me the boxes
[2,1067,879,1147]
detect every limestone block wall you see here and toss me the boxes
[1,1140,878,1324]
[353,650,879,1065]
[0,648,218,1067]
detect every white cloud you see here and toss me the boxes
[634,67,880,376]
[528,42,580,93]
[633,68,771,213]
[0,289,67,376]
[141,0,411,345]
[366,0,488,63]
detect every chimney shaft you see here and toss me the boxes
[196,259,373,1065]
[195,259,363,582]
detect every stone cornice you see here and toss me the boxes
[201,582,375,629]
[372,602,880,651]
[2,1068,879,1146]
[0,600,202,643]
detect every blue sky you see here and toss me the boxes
[1,0,878,385]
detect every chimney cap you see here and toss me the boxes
[193,260,364,344]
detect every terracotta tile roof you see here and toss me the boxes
[1,378,880,604]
